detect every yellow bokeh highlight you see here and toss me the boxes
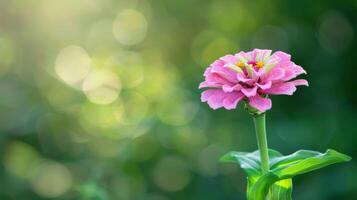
[82,68,121,105]
[31,161,72,198]
[55,45,92,86]
[79,101,124,130]
[113,9,148,45]
[3,141,41,179]
[139,64,179,102]
[107,51,145,89]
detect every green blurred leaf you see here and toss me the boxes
[78,182,108,200]
[220,149,351,200]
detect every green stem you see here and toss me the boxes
[253,113,269,174]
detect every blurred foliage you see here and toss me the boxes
[0,0,356,199]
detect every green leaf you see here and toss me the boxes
[221,149,293,200]
[270,149,351,179]
[220,150,261,178]
[247,175,293,200]
[220,149,351,200]
[247,172,279,200]
[269,179,293,200]
[78,182,108,200]
[220,149,283,178]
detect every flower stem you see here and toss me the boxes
[253,113,269,174]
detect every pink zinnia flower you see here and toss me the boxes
[199,49,308,112]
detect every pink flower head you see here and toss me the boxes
[199,49,308,112]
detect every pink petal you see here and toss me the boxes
[273,51,291,61]
[248,95,272,112]
[222,92,245,110]
[199,81,209,89]
[265,67,285,82]
[201,89,225,109]
[290,79,309,86]
[203,67,212,77]
[206,73,233,85]
[275,60,293,69]
[198,81,220,89]
[220,55,238,64]
[254,49,272,61]
[237,73,253,83]
[281,68,296,81]
[252,68,265,79]
[282,65,307,81]
[212,71,237,83]
[234,51,247,59]
[222,84,242,92]
[201,89,218,102]
[270,51,293,69]
[256,81,272,90]
[265,54,280,66]
[210,60,237,82]
[201,89,244,110]
[245,51,256,61]
[292,65,306,75]
[210,59,225,68]
[241,86,258,97]
[263,82,296,95]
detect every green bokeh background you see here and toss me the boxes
[0,0,356,199]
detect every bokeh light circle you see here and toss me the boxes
[3,141,40,179]
[107,51,145,89]
[55,45,92,86]
[318,11,354,53]
[82,69,121,105]
[79,101,124,130]
[31,161,72,198]
[113,9,148,46]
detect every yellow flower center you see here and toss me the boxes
[256,61,264,68]
[235,61,245,68]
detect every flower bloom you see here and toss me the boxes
[199,49,308,112]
